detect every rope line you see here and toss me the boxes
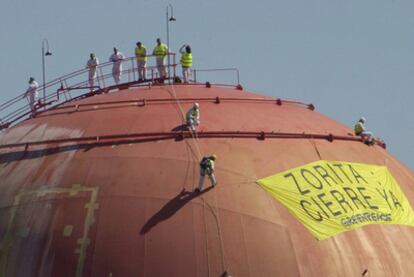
[164,83,228,274]
[309,138,322,160]
[162,85,203,160]
[201,196,228,274]
[203,199,211,277]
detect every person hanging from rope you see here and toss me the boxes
[24,77,39,116]
[86,53,99,90]
[354,117,374,145]
[195,154,217,193]
[186,102,200,131]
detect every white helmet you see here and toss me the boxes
[359,117,366,123]
[194,103,199,108]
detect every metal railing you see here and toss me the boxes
[0,130,386,150]
[0,53,178,130]
[191,68,240,85]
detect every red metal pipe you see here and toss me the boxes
[0,131,385,150]
[42,96,313,113]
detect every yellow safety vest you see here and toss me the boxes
[186,107,199,120]
[354,122,363,135]
[201,158,215,171]
[135,46,147,61]
[181,53,193,68]
[154,44,168,57]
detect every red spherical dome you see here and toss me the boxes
[1,84,413,276]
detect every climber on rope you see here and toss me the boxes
[186,102,200,131]
[195,155,217,193]
[354,117,374,145]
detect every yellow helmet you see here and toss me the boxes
[210,154,217,160]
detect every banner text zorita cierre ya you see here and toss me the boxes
[256,161,414,240]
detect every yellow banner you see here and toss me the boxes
[256,160,414,240]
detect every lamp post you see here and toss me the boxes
[41,39,52,104]
[166,4,176,83]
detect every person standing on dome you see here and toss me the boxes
[179,44,192,84]
[195,155,217,193]
[135,42,147,81]
[152,38,168,80]
[354,117,374,145]
[86,53,99,90]
[186,102,200,131]
[24,77,39,116]
[109,47,125,85]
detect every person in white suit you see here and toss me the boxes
[86,53,99,89]
[24,77,39,116]
[109,47,125,85]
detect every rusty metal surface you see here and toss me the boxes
[0,85,413,276]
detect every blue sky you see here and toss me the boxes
[1,0,413,170]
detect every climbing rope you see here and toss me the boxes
[201,195,228,275]
[309,137,322,160]
[163,83,229,274]
[203,199,211,277]
[162,85,203,160]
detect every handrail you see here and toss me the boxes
[0,53,251,131]
[192,68,240,85]
[0,53,179,130]
[34,96,314,117]
[0,130,386,150]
